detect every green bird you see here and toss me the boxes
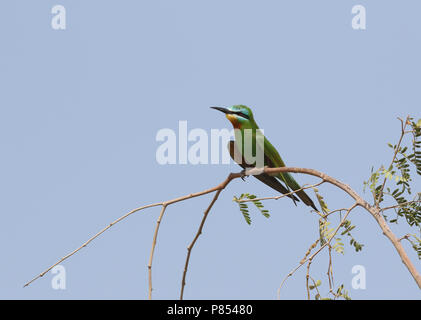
[211,105,317,211]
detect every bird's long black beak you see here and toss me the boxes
[210,106,231,114]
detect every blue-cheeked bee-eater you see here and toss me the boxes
[211,105,317,211]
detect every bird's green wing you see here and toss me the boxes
[255,132,318,211]
[228,141,300,204]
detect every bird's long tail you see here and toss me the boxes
[277,172,318,211]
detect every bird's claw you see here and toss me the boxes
[240,169,248,181]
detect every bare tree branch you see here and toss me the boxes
[23,202,162,288]
[148,204,167,299]
[260,167,420,289]
[23,172,242,289]
[381,200,421,212]
[278,203,358,299]
[235,180,325,204]
[180,187,224,299]
[24,166,421,295]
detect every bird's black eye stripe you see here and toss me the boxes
[233,111,249,119]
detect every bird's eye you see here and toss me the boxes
[234,111,249,120]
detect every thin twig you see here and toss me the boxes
[309,276,322,299]
[323,208,349,219]
[277,203,358,298]
[180,188,224,299]
[277,238,319,299]
[305,203,357,299]
[306,260,312,300]
[398,234,411,242]
[327,244,335,296]
[376,116,409,208]
[24,172,242,289]
[23,202,163,288]
[277,263,305,300]
[381,200,421,212]
[263,167,420,289]
[148,204,167,299]
[235,180,325,204]
[24,165,421,293]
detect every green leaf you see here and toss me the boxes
[309,280,321,290]
[233,193,271,225]
[313,188,329,214]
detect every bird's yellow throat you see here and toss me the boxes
[226,114,240,128]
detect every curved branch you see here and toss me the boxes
[261,167,421,289]
[24,172,241,289]
[180,189,222,299]
[235,180,325,204]
[24,166,421,294]
[23,202,163,288]
[278,202,358,299]
[148,204,167,299]
[180,172,241,299]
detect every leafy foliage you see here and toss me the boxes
[363,166,383,202]
[340,220,364,252]
[319,220,334,246]
[402,234,421,260]
[315,187,364,253]
[408,119,421,175]
[318,219,347,254]
[231,116,419,299]
[334,284,352,300]
[309,280,351,300]
[233,193,270,225]
[387,193,421,228]
[313,187,329,214]
[309,279,321,291]
[364,117,421,258]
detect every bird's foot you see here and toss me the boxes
[240,169,249,181]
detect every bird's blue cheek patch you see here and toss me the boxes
[237,116,248,124]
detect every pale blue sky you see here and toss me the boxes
[0,0,420,299]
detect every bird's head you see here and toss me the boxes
[210,105,254,128]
